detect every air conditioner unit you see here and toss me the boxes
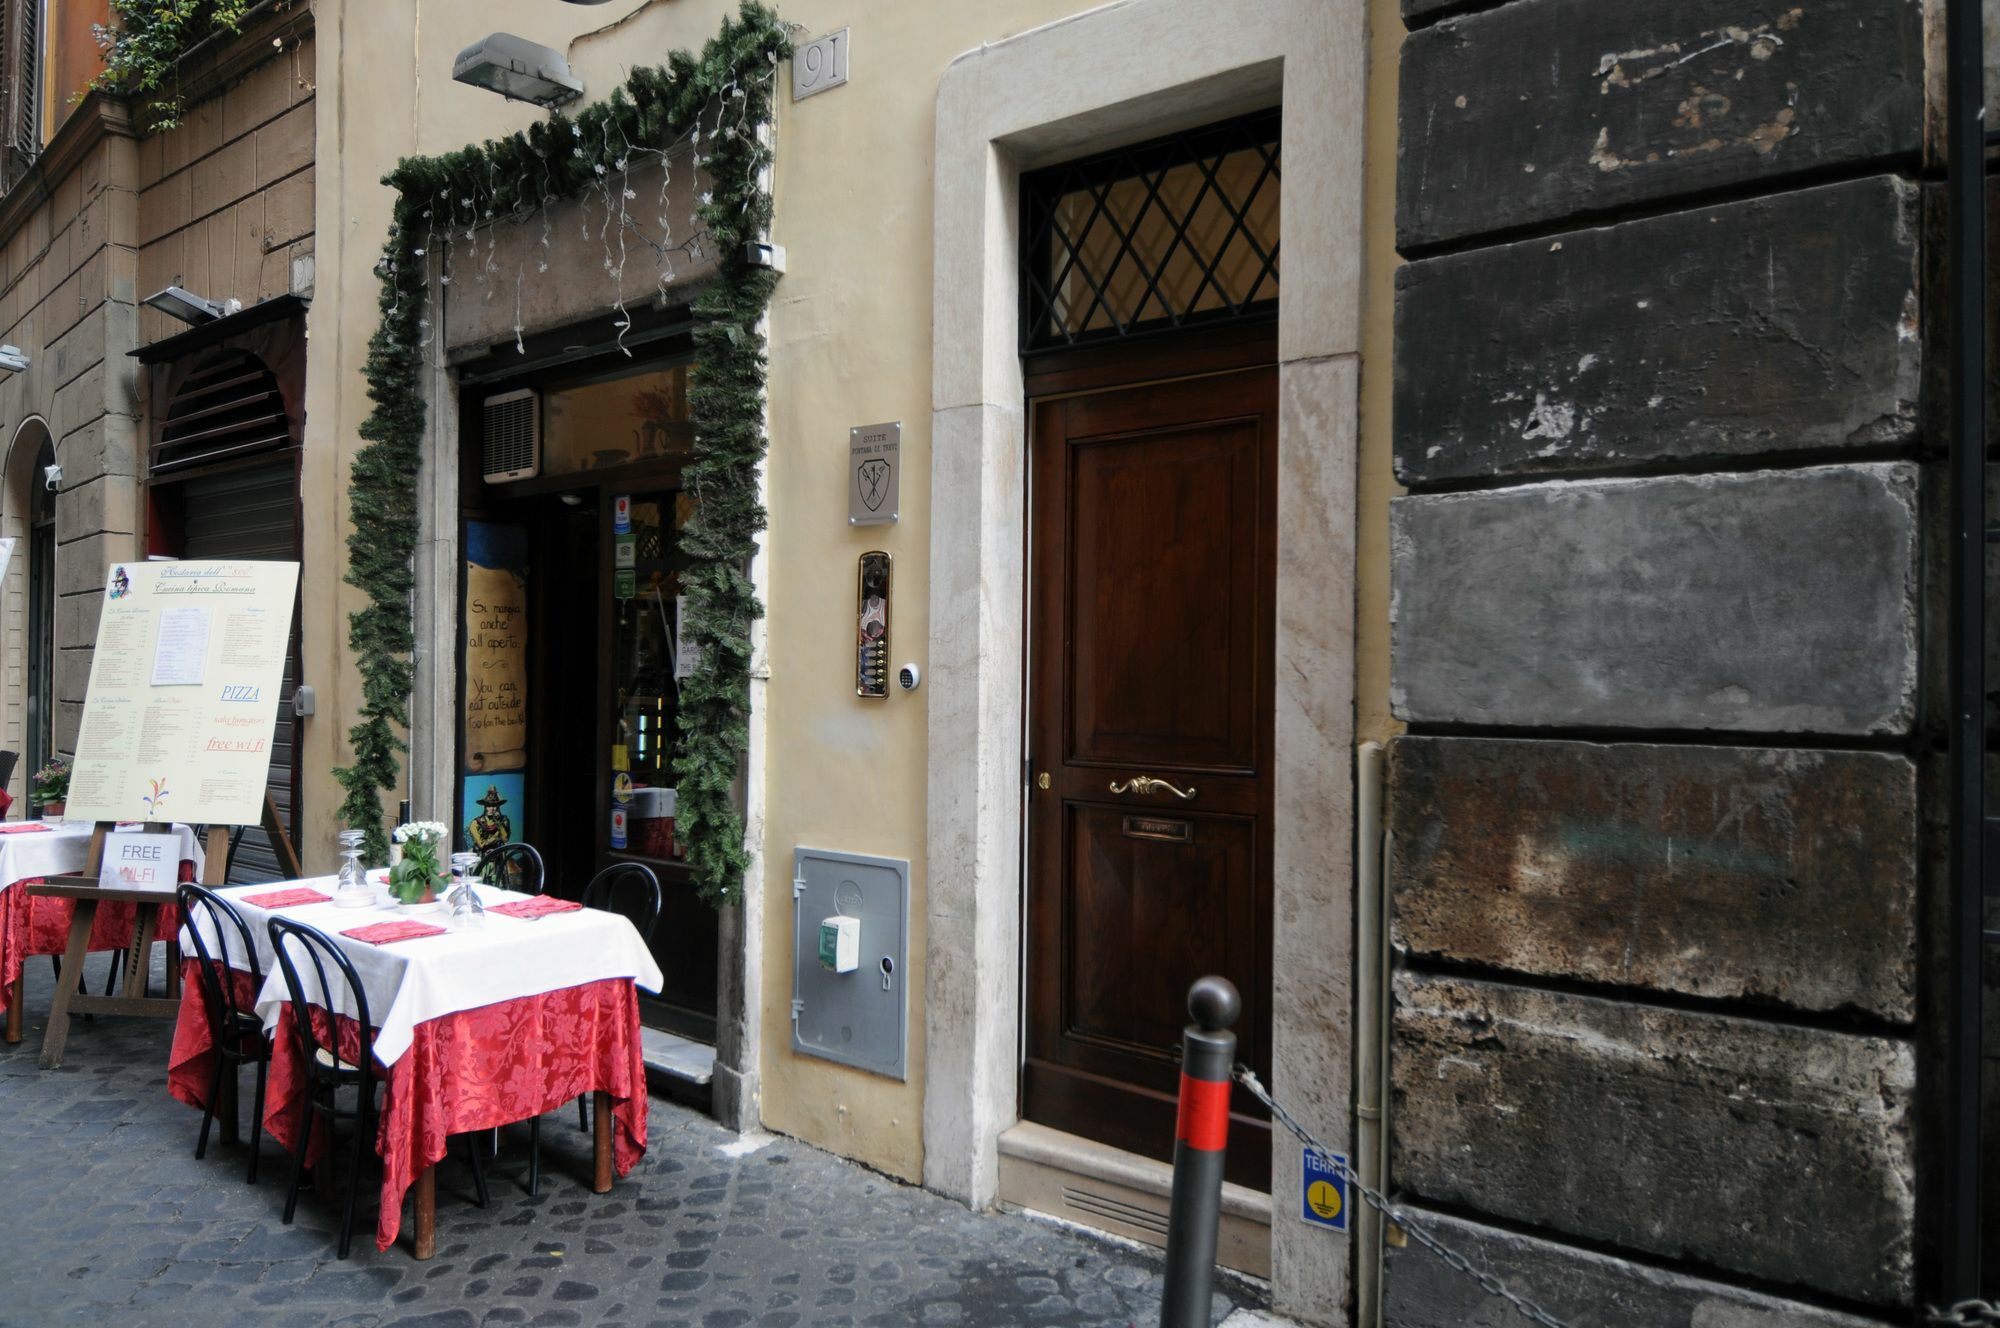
[482,388,540,482]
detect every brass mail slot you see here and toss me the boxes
[1123,815,1193,844]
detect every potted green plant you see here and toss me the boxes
[32,757,70,819]
[387,821,449,908]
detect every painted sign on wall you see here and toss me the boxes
[464,522,529,774]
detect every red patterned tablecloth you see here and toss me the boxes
[0,858,196,1015]
[168,962,649,1252]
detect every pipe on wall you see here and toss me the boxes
[1943,0,1989,1301]
[1354,740,1389,1327]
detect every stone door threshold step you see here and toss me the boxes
[997,1120,1273,1279]
[641,1026,715,1088]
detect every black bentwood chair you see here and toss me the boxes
[178,884,273,1182]
[267,918,493,1258]
[477,841,546,896]
[510,862,662,1193]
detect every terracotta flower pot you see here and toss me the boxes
[40,800,64,819]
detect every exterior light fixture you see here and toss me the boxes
[0,344,27,373]
[41,461,60,491]
[452,33,584,106]
[142,285,228,325]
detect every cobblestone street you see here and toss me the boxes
[0,955,1270,1328]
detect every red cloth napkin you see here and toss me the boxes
[341,920,448,945]
[242,887,334,910]
[489,896,583,921]
[0,822,54,834]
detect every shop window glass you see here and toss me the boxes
[540,362,693,478]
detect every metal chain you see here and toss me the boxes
[1233,1065,1576,1328]
[1929,1303,2000,1326]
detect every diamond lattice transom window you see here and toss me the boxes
[1021,109,1280,352]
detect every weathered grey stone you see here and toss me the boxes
[1394,177,1920,485]
[1391,973,1915,1304]
[441,159,717,355]
[1398,0,1924,250]
[1383,1207,1899,1327]
[1389,463,1919,734]
[1389,736,1917,1020]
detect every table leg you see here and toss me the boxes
[37,900,96,1069]
[412,1165,436,1260]
[5,973,21,1044]
[166,940,181,998]
[592,1090,613,1194]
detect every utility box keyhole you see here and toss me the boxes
[880,956,895,991]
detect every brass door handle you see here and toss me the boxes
[1108,775,1197,801]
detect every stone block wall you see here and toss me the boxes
[135,30,316,344]
[0,105,144,756]
[1385,0,1947,1320]
[0,14,314,764]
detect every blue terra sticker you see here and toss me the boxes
[1301,1148,1348,1231]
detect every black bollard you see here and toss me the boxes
[1160,975,1240,1328]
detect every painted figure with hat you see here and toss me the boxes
[467,784,513,854]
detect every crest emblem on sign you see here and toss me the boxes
[858,459,891,512]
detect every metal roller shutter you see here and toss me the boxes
[180,460,301,883]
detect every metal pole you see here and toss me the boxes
[1161,975,1241,1328]
[1944,0,1988,1301]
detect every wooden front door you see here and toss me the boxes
[1025,362,1277,1191]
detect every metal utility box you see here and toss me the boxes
[791,846,908,1080]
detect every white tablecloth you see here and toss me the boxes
[184,877,664,1065]
[0,822,205,891]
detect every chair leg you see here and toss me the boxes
[528,1115,541,1197]
[339,1102,368,1260]
[281,1093,312,1226]
[577,1093,589,1133]
[195,1056,223,1160]
[464,1135,489,1209]
[246,1056,269,1185]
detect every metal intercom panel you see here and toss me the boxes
[791,846,908,1080]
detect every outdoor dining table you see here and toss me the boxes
[168,877,665,1258]
[0,820,206,1046]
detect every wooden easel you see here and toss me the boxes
[30,821,230,1069]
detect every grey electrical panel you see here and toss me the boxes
[791,846,908,1080]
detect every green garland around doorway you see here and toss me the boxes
[336,3,789,904]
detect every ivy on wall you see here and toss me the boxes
[336,2,788,905]
[91,0,256,131]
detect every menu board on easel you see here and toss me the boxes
[64,560,301,826]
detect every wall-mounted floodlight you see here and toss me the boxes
[42,461,59,491]
[142,285,227,325]
[452,33,584,106]
[0,344,28,374]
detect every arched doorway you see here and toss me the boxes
[0,419,56,814]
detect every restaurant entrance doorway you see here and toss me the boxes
[459,343,718,1044]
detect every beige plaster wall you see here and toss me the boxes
[308,0,1395,1190]
[311,0,1135,1186]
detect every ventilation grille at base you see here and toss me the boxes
[1060,1185,1170,1239]
[483,388,540,482]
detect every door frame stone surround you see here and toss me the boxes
[925,0,1365,1317]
